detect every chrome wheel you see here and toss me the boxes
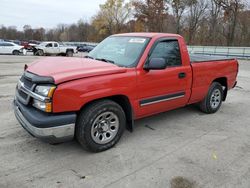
[91,112,119,144]
[210,89,221,109]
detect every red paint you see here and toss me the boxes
[27,33,238,119]
[27,57,127,84]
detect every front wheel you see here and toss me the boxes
[76,100,126,152]
[199,82,223,114]
[35,49,44,56]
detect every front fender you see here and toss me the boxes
[52,70,137,113]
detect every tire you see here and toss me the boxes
[36,49,44,56]
[199,82,223,114]
[66,50,73,57]
[12,50,20,55]
[76,100,126,152]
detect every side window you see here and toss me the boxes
[5,43,14,46]
[54,43,58,47]
[149,40,182,67]
[46,43,52,47]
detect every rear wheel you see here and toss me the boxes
[12,50,20,55]
[76,100,126,152]
[199,82,223,114]
[66,50,73,57]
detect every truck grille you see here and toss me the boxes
[16,74,36,105]
[18,89,27,99]
[20,75,33,89]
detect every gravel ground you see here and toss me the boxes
[0,55,250,188]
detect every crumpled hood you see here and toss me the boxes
[26,57,127,84]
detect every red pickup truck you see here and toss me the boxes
[14,33,238,152]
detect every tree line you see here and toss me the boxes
[0,0,249,46]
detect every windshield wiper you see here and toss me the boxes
[84,55,94,59]
[95,58,115,64]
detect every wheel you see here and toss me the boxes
[12,50,20,55]
[36,49,44,56]
[66,50,73,57]
[199,82,223,114]
[76,100,126,152]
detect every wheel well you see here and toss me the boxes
[213,77,228,101]
[37,49,43,52]
[13,50,19,52]
[66,49,74,53]
[79,95,134,132]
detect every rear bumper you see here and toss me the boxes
[13,100,76,143]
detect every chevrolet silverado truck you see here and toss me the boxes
[13,33,238,152]
[33,41,76,57]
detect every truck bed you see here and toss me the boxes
[190,54,235,63]
[188,55,238,105]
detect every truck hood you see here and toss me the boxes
[26,57,127,84]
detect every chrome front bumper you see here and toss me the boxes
[14,101,75,143]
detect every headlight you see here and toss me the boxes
[33,85,56,112]
[35,85,56,97]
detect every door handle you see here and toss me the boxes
[178,72,186,79]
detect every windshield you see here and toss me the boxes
[88,36,150,67]
[38,42,47,46]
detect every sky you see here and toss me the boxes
[0,0,104,30]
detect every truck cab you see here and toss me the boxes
[42,42,60,54]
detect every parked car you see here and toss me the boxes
[13,33,238,152]
[76,44,95,52]
[0,42,24,55]
[33,41,77,56]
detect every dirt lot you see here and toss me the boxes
[0,55,250,188]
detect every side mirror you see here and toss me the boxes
[144,58,167,70]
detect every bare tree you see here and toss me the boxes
[237,10,250,46]
[133,0,168,32]
[168,0,188,34]
[23,25,33,40]
[207,0,223,45]
[214,0,244,45]
[186,0,208,44]
[94,0,131,35]
[33,28,45,41]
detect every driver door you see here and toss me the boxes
[45,43,53,54]
[136,39,192,117]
